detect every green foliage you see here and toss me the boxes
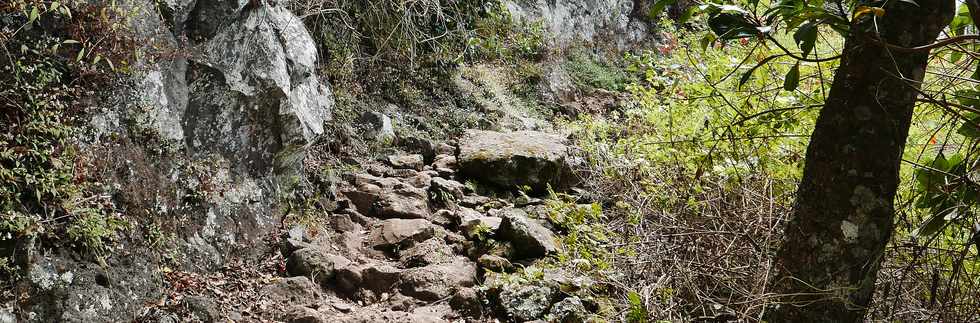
[572,23,824,197]
[565,52,632,92]
[626,291,649,323]
[1,1,136,262]
[467,1,546,62]
[546,191,617,272]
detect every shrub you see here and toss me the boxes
[0,0,137,275]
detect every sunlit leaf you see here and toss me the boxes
[28,6,39,25]
[784,62,800,91]
[853,6,885,20]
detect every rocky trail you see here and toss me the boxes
[0,0,656,321]
[139,129,596,322]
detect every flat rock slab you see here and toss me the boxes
[458,129,570,193]
[369,219,437,249]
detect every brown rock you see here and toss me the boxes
[388,154,425,171]
[370,219,437,248]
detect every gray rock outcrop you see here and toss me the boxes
[503,0,653,49]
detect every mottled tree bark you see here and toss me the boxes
[767,1,955,321]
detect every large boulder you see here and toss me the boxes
[496,209,560,259]
[184,4,332,174]
[458,130,571,193]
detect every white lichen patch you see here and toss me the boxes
[841,220,860,243]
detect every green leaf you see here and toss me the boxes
[28,6,39,25]
[649,0,677,20]
[949,51,964,64]
[955,89,980,107]
[678,6,698,24]
[707,11,759,40]
[699,33,717,51]
[793,22,818,57]
[913,208,954,238]
[739,55,782,88]
[957,114,980,138]
[783,62,801,91]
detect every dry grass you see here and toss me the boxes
[571,143,791,321]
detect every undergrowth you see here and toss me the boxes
[1,0,137,279]
[562,18,980,321]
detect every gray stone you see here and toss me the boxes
[183,296,219,322]
[370,219,437,248]
[548,296,589,323]
[498,284,557,321]
[503,0,652,49]
[286,306,328,323]
[449,287,482,318]
[388,154,425,170]
[459,195,491,208]
[430,177,467,200]
[281,225,315,257]
[359,111,395,143]
[399,238,455,267]
[435,143,455,155]
[459,208,502,239]
[399,137,437,163]
[497,208,560,259]
[400,258,478,301]
[330,213,361,232]
[458,129,571,193]
[430,209,455,228]
[478,254,513,272]
[185,5,332,174]
[433,154,457,168]
[404,171,433,189]
[359,263,404,294]
[336,310,448,323]
[286,248,352,286]
[0,308,13,323]
[262,276,321,306]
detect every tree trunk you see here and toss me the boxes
[767,1,955,321]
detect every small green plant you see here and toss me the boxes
[626,291,649,323]
[466,223,494,243]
